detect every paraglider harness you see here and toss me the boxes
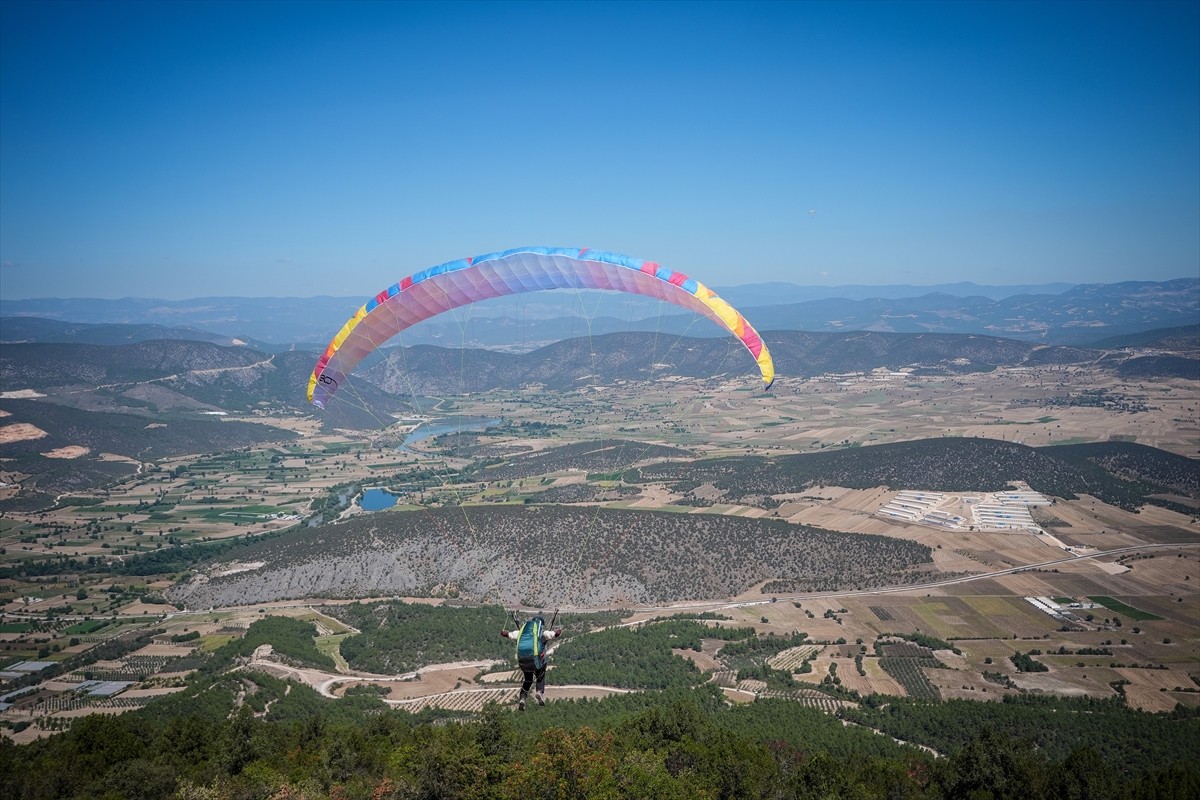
[516,615,548,672]
[513,609,556,672]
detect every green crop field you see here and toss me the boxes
[1087,596,1164,621]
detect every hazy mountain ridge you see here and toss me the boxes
[5,330,1114,402]
[0,295,354,346]
[714,280,1077,305]
[735,279,1199,344]
[359,330,1107,394]
[1,331,1193,507]
[1084,324,1199,351]
[0,316,243,347]
[1,328,1192,423]
[2,277,1193,347]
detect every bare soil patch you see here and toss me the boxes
[132,643,196,657]
[98,452,140,464]
[673,647,722,672]
[41,445,90,459]
[368,667,482,700]
[0,423,48,443]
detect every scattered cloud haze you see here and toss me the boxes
[1,0,1197,299]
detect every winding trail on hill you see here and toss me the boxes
[54,354,279,396]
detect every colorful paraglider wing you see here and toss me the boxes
[307,247,775,407]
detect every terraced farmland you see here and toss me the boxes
[767,645,822,671]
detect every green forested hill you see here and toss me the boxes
[632,437,1199,511]
[0,398,300,502]
[842,693,1200,779]
[1117,355,1200,380]
[472,439,694,481]
[1042,441,1200,499]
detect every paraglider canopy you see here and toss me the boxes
[308,247,775,408]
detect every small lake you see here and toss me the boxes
[361,417,504,512]
[359,488,400,511]
[401,416,503,449]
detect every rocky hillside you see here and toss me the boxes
[167,505,936,609]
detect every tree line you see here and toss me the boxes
[3,677,1197,800]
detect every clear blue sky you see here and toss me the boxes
[1,0,1197,299]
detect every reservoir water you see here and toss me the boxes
[359,488,400,511]
[360,416,504,512]
[401,416,502,449]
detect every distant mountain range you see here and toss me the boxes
[714,280,1079,305]
[2,328,1195,420]
[723,279,1199,345]
[0,317,245,347]
[2,278,1195,348]
[3,328,1196,406]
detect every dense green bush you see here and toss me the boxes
[3,679,1197,800]
[206,616,334,672]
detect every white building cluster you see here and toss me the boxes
[1024,596,1073,622]
[878,491,968,528]
[969,491,1049,532]
[876,487,1049,533]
